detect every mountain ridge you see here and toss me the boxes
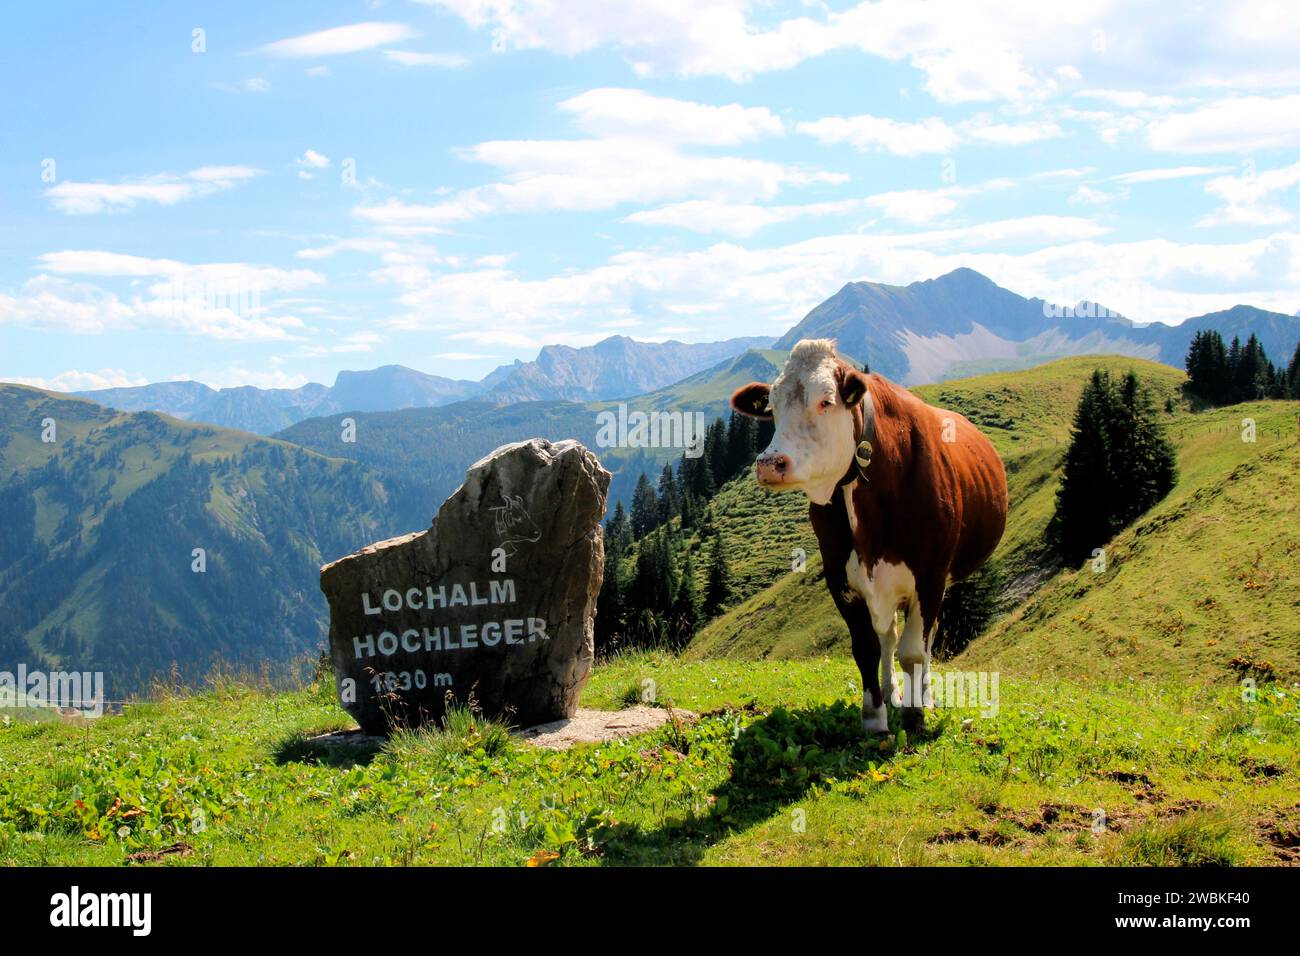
[70,334,775,434]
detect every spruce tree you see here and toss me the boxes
[724,412,756,480]
[704,533,733,617]
[669,551,701,649]
[1051,371,1113,562]
[1287,340,1300,399]
[656,462,680,525]
[630,472,658,538]
[706,417,728,489]
[1051,369,1178,564]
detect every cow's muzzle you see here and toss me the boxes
[755,453,792,486]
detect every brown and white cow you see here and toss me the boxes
[731,339,1007,734]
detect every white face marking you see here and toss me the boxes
[758,342,860,506]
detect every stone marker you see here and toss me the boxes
[320,438,610,735]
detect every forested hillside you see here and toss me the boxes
[0,385,401,696]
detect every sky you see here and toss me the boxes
[2,0,1300,393]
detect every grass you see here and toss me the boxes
[2,653,1297,867]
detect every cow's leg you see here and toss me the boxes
[811,494,887,735]
[848,602,888,734]
[896,605,929,730]
[879,612,900,707]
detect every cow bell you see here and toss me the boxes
[855,439,873,475]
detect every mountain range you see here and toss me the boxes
[65,271,1300,431]
[777,267,1300,384]
[73,335,775,434]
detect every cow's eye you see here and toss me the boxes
[819,398,834,410]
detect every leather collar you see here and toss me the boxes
[837,394,875,489]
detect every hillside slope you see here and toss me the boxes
[684,357,1299,683]
[0,385,409,695]
[963,400,1299,683]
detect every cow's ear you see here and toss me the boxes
[839,368,869,408]
[730,382,773,420]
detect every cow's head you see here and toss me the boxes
[730,338,870,506]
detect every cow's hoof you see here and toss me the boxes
[900,706,926,733]
[861,702,890,735]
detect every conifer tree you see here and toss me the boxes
[630,472,658,538]
[704,533,733,617]
[1051,369,1178,563]
[656,462,680,525]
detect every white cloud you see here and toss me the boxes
[798,114,959,156]
[625,198,861,237]
[559,88,783,145]
[625,179,1018,236]
[382,50,470,68]
[1198,161,1300,227]
[296,237,405,259]
[1069,185,1125,206]
[377,215,1110,343]
[417,0,1062,98]
[797,112,1062,155]
[354,138,845,227]
[363,224,1300,349]
[0,253,324,341]
[1031,167,1095,180]
[434,351,500,361]
[1109,165,1231,185]
[420,1,1300,106]
[960,117,1062,146]
[216,77,271,94]
[1147,94,1300,153]
[38,251,322,293]
[0,368,151,392]
[45,166,262,214]
[259,22,416,58]
[1075,89,1184,110]
[297,149,331,169]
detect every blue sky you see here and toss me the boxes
[3,0,1299,391]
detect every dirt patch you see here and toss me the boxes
[126,842,194,864]
[514,706,697,750]
[1256,804,1300,865]
[1098,769,1164,802]
[927,826,1013,847]
[1241,756,1285,779]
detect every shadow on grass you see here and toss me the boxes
[273,729,385,769]
[595,700,941,865]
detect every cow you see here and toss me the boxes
[730,339,1008,734]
